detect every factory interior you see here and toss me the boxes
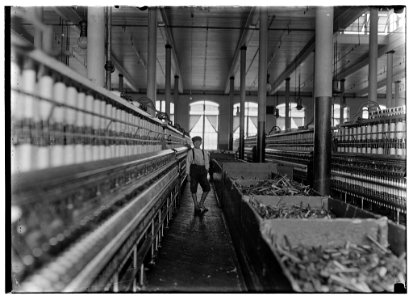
[7,3,408,293]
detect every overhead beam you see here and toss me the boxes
[111,54,140,92]
[269,37,315,95]
[224,8,259,94]
[159,8,184,93]
[269,7,367,94]
[335,45,386,80]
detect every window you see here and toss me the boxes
[233,102,258,142]
[362,104,387,119]
[275,102,305,130]
[332,104,350,126]
[156,100,174,123]
[189,101,219,150]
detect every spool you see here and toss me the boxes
[389,121,396,139]
[121,110,127,157]
[92,98,101,161]
[396,119,403,139]
[65,86,78,125]
[105,102,113,159]
[116,108,122,157]
[377,123,382,140]
[11,60,21,119]
[75,91,86,164]
[37,74,54,170]
[99,100,106,160]
[53,81,66,123]
[84,95,94,162]
[21,61,37,121]
[371,124,377,140]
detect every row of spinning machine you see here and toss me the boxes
[10,33,191,292]
[236,106,406,225]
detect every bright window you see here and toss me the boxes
[233,102,258,141]
[189,101,219,150]
[275,102,305,130]
[156,100,174,123]
[332,104,350,126]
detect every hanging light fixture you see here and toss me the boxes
[78,20,88,49]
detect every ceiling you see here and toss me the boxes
[10,6,406,99]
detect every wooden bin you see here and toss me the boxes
[260,217,390,292]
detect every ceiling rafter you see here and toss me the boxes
[223,7,259,94]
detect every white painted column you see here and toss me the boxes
[87,7,105,87]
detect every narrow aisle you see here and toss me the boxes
[144,182,246,292]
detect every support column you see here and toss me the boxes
[87,7,105,87]
[165,45,172,117]
[147,7,157,111]
[105,7,114,90]
[257,8,268,162]
[229,76,235,150]
[285,78,291,130]
[386,50,395,107]
[339,79,345,124]
[313,6,334,196]
[174,75,179,103]
[368,7,378,106]
[33,7,43,49]
[239,46,247,160]
[118,74,124,93]
[395,80,401,107]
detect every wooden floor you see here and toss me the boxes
[144,182,246,292]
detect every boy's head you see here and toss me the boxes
[192,136,202,148]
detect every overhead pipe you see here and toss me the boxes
[257,7,268,162]
[105,7,115,90]
[239,46,247,160]
[386,50,395,107]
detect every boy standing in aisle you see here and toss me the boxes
[186,136,210,214]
